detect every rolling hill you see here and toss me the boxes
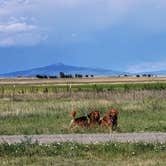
[0,63,128,77]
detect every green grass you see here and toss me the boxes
[0,83,166,165]
[0,142,166,166]
[0,83,166,134]
[0,92,166,134]
[1,82,166,96]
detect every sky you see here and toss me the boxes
[0,0,166,74]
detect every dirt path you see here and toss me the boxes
[0,133,166,144]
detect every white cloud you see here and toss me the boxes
[0,32,47,47]
[127,60,166,73]
[0,0,43,46]
[0,22,36,33]
[0,0,32,16]
[1,0,166,46]
[0,37,15,46]
[0,18,46,47]
[29,0,166,41]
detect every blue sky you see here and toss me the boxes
[0,0,166,74]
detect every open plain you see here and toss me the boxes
[0,77,166,165]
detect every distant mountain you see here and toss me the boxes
[0,63,128,77]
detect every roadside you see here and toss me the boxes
[0,132,166,144]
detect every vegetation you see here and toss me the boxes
[0,80,166,165]
[36,72,96,79]
[1,82,166,97]
[0,141,166,165]
[0,89,166,134]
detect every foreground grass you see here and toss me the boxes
[0,90,166,134]
[0,142,166,166]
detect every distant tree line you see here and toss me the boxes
[36,72,94,79]
[36,75,58,79]
[123,74,155,77]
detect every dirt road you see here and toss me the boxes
[0,133,166,144]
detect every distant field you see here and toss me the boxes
[1,76,166,85]
[1,81,166,99]
[1,77,166,96]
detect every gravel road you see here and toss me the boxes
[0,133,166,144]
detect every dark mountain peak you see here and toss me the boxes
[0,63,128,77]
[53,62,65,66]
[44,62,65,68]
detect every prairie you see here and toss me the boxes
[1,76,166,85]
[0,87,166,134]
[0,79,166,165]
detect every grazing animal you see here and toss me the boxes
[88,111,100,127]
[99,109,119,133]
[69,111,89,129]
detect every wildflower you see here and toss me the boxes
[132,152,136,155]
[57,142,61,145]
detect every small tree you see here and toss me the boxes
[142,74,147,77]
[49,76,58,79]
[59,72,65,78]
[136,74,140,77]
[36,75,43,79]
[75,74,83,78]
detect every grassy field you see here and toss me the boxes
[0,79,166,165]
[0,142,166,166]
[1,76,166,84]
[0,89,166,134]
[0,79,166,134]
[1,77,166,97]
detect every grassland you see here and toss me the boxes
[0,141,166,166]
[1,76,166,85]
[0,78,166,165]
[0,84,166,134]
[1,77,166,98]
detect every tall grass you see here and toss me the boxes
[0,83,166,134]
[0,90,166,134]
[1,82,166,97]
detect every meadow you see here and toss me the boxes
[0,78,166,165]
[0,141,166,166]
[0,79,166,134]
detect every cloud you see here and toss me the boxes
[126,60,166,73]
[0,0,32,16]
[29,0,166,43]
[0,0,44,46]
[0,18,46,47]
[0,33,47,47]
[1,0,166,46]
[0,22,36,33]
[0,37,15,46]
